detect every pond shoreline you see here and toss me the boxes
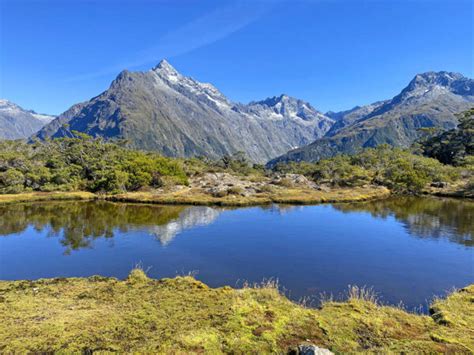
[2,183,473,208]
[0,269,472,353]
[0,186,390,206]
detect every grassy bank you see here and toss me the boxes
[0,185,390,207]
[0,191,95,205]
[0,270,472,353]
[423,180,474,199]
[108,185,390,206]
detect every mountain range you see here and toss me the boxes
[32,60,334,163]
[269,71,474,165]
[0,99,54,140]
[2,61,473,164]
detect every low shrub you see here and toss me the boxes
[0,135,188,194]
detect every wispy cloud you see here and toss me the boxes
[66,1,272,82]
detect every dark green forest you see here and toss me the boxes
[419,108,473,166]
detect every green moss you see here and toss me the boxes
[0,271,472,353]
[428,285,474,351]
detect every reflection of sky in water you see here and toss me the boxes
[0,197,473,312]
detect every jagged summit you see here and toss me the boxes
[369,71,474,115]
[404,71,467,93]
[403,71,467,94]
[403,71,473,97]
[412,71,464,85]
[152,59,178,75]
[252,94,298,106]
[243,94,333,127]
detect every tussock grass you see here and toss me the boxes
[0,270,472,353]
[0,191,95,205]
[347,285,379,304]
[109,186,390,207]
[0,185,390,207]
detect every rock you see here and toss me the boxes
[431,181,447,188]
[191,172,326,198]
[191,172,272,197]
[316,185,331,192]
[297,344,334,355]
[210,188,228,198]
[271,174,318,189]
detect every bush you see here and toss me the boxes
[0,169,25,193]
[311,155,371,187]
[0,136,188,194]
[227,186,245,195]
[185,152,266,177]
[272,145,466,193]
[420,108,474,166]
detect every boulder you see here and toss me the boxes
[297,344,334,355]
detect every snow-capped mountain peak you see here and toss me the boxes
[153,59,180,82]
[0,99,55,139]
[0,99,54,123]
[394,71,474,104]
[151,60,232,111]
[243,94,334,126]
[153,59,178,74]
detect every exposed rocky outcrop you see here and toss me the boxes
[189,172,323,198]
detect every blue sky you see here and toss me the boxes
[0,0,472,115]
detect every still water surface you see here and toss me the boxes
[0,196,472,310]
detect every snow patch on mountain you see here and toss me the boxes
[0,99,55,140]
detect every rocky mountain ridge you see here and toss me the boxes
[33,60,334,163]
[7,65,473,165]
[0,99,55,140]
[269,71,474,165]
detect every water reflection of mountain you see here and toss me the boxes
[149,207,220,245]
[333,197,473,247]
[0,202,221,253]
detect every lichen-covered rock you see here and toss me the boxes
[191,173,269,197]
[297,344,334,355]
[271,174,319,189]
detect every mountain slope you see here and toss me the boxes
[0,99,55,140]
[34,60,334,162]
[235,94,334,150]
[269,71,474,165]
[325,100,388,136]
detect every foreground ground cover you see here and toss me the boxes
[0,270,472,353]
